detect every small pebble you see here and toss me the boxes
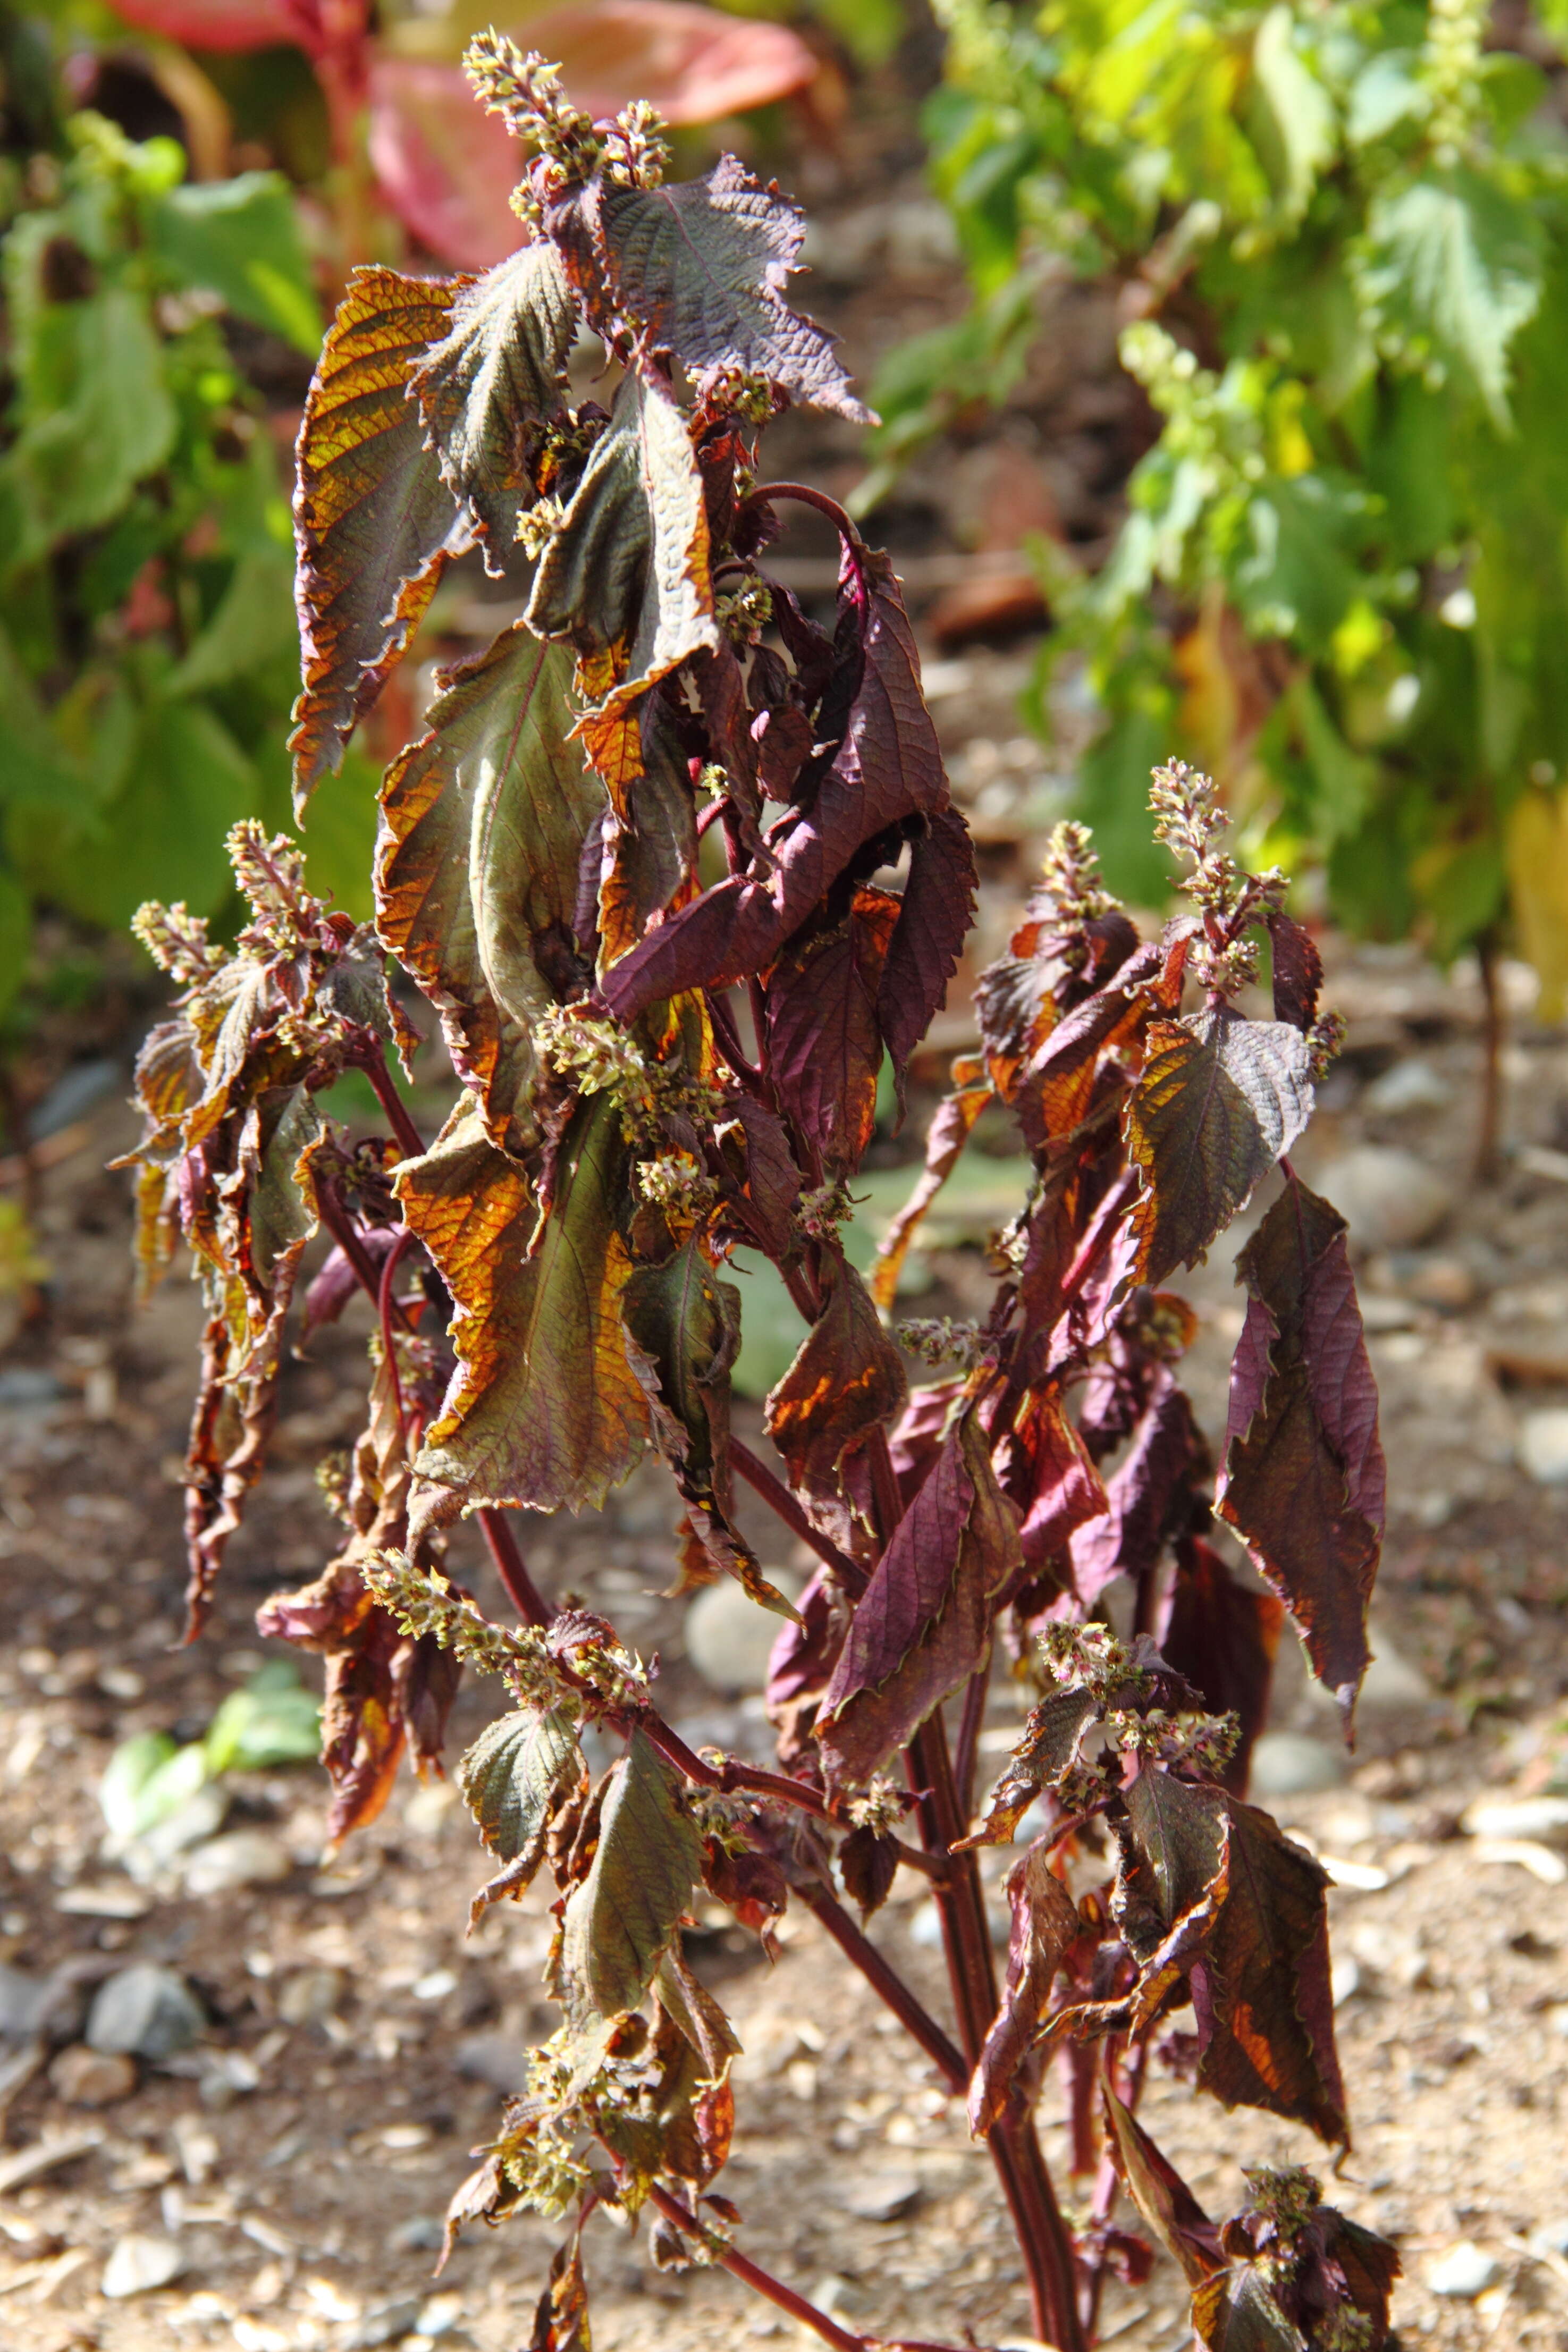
[684,1578,796,1695]
[845,2170,921,2222]
[1400,1254,1477,1311]
[1316,1147,1453,1252]
[275,1967,344,2028]
[102,2231,185,2298]
[345,2300,422,2349]
[1330,1957,1360,2007]
[392,2215,446,2253]
[183,1830,292,1898]
[1249,1732,1346,1798]
[1462,1794,1568,1846]
[1519,1409,1568,1487]
[1427,2243,1503,2299]
[1363,1059,1452,1116]
[48,2045,137,2107]
[87,1965,204,2061]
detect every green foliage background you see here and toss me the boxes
[866,0,1568,1006]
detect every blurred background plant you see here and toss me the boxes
[0,0,839,1149]
[863,0,1568,1126]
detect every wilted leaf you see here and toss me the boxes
[1217,1174,1384,1721]
[969,1843,1080,2135]
[1266,912,1322,1033]
[764,1253,906,1535]
[527,2231,592,2352]
[959,1686,1101,1848]
[1191,2171,1400,2352]
[715,1093,802,1260]
[1102,2090,1223,2286]
[977,903,1142,1106]
[1068,1366,1206,1605]
[1010,1386,1108,1577]
[557,1730,701,2060]
[411,242,576,566]
[401,1101,649,1527]
[838,1824,899,1919]
[529,372,715,702]
[622,1238,791,1613]
[818,1405,1021,1784]
[878,807,978,1105]
[557,155,869,421]
[290,268,468,807]
[458,1706,584,1925]
[1126,1008,1314,1287]
[870,1056,991,1309]
[766,887,900,1179]
[655,1946,743,2081]
[1112,1771,1347,2143]
[1160,1538,1284,1794]
[377,626,601,1149]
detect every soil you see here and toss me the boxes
[5,51,1568,2352]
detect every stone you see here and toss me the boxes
[102,2231,185,2298]
[122,1786,229,1882]
[1362,1059,1452,1116]
[844,2170,921,2223]
[1400,1254,1477,1311]
[1519,1409,1568,1486]
[1462,1794,1568,1846]
[1426,2243,1503,2299]
[392,2216,446,2254]
[48,2045,137,2106]
[1529,2221,1568,2260]
[183,1830,292,1898]
[345,2300,421,2349]
[1314,1147,1453,1252]
[275,1967,343,2028]
[414,2294,466,2339]
[453,2033,530,2096]
[87,1965,205,2060]
[0,1962,84,2045]
[1248,1733,1346,1798]
[684,1577,794,1695]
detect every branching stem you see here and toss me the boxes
[644,2182,871,2352]
[794,1877,966,2096]
[730,1438,865,1594]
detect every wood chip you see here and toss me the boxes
[0,2133,102,2195]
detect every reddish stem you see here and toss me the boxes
[376,1227,416,1444]
[953,1651,990,1826]
[730,1438,866,1595]
[478,1508,553,1631]
[357,1040,428,1164]
[645,2182,871,2352]
[794,1877,966,2096]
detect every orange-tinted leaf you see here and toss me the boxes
[959,1686,1101,1848]
[400,1101,648,1528]
[1126,1008,1314,1287]
[410,242,577,567]
[527,2231,592,2352]
[1218,1175,1384,1723]
[763,1252,906,1537]
[977,901,1141,1105]
[969,1843,1080,2135]
[290,268,468,808]
[1009,1384,1108,1578]
[376,627,601,1150]
[1192,2171,1399,2352]
[818,1404,1020,1784]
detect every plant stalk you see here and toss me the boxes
[730,1438,865,1594]
[645,2182,871,2352]
[793,1877,967,2096]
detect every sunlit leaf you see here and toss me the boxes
[377,626,602,1150]
[763,1253,906,1536]
[766,886,900,1180]
[458,1705,585,1926]
[557,1729,701,2060]
[969,1843,1080,2135]
[290,268,469,807]
[557,155,870,421]
[411,241,576,567]
[402,1101,649,1526]
[1126,1008,1314,1287]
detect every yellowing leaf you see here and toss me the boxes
[290,267,469,808]
[400,1100,649,1527]
[377,626,603,1150]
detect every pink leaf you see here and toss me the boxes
[108,0,308,49]
[367,59,528,271]
[522,0,817,125]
